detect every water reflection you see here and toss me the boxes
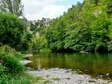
[29,52,112,76]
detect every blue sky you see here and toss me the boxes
[22,0,83,20]
[55,0,83,5]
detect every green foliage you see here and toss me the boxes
[0,75,30,84]
[0,0,23,16]
[0,13,31,51]
[0,54,25,76]
[0,46,25,76]
[0,45,23,58]
[0,45,28,84]
[30,18,52,34]
[1,54,25,75]
[45,0,112,53]
[30,34,48,52]
[0,64,5,75]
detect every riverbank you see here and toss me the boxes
[27,68,111,84]
[24,52,112,84]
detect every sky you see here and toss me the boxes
[22,0,83,20]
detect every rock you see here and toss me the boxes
[109,82,112,84]
[27,67,33,70]
[88,80,96,83]
[66,78,71,80]
[80,51,88,54]
[23,54,33,58]
[20,60,32,65]
[27,68,109,84]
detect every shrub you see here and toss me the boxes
[30,34,48,52]
[0,45,29,84]
[0,13,30,51]
[0,45,24,59]
[107,42,112,52]
[0,46,25,76]
[0,53,25,76]
[0,64,5,75]
[0,75,30,84]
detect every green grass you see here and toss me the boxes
[21,73,49,84]
[51,77,61,81]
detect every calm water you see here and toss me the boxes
[29,52,112,77]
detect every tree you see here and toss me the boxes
[91,0,99,5]
[0,13,30,50]
[0,0,23,16]
[107,0,112,16]
[45,0,112,53]
[30,18,52,34]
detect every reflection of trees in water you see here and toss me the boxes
[31,53,112,75]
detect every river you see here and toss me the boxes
[27,52,112,84]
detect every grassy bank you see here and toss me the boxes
[0,45,30,84]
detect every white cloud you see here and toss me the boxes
[41,5,69,18]
[22,0,73,20]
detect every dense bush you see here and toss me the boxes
[0,45,24,59]
[0,75,30,84]
[0,64,4,75]
[0,45,28,84]
[0,46,25,76]
[1,54,25,75]
[30,34,48,52]
[0,13,31,51]
[0,53,25,76]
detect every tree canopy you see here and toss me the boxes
[0,0,23,16]
[45,0,112,53]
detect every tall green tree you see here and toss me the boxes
[0,13,31,51]
[45,0,112,53]
[0,0,23,16]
